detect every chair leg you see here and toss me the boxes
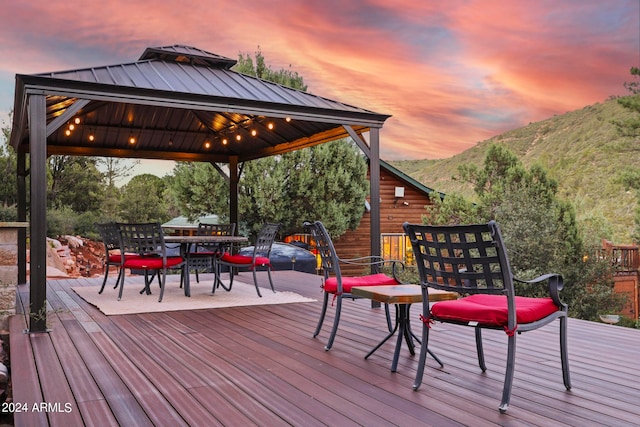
[266,267,276,293]
[211,260,220,294]
[313,293,330,338]
[98,264,110,294]
[215,267,235,292]
[499,333,517,413]
[114,267,123,289]
[252,269,263,297]
[412,317,431,391]
[560,315,571,390]
[475,327,487,372]
[117,268,125,301]
[158,269,166,302]
[324,296,343,351]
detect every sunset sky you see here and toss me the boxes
[1,0,638,169]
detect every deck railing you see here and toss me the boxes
[600,240,640,273]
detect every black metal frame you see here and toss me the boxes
[216,222,280,297]
[95,222,126,294]
[403,220,571,413]
[304,220,405,351]
[116,222,185,302]
[189,223,237,284]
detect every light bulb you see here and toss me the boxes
[74,117,81,125]
[68,124,75,131]
[129,137,136,144]
[88,134,95,142]
[222,138,228,145]
[267,122,274,130]
[65,129,71,136]
[236,134,242,141]
[251,129,257,137]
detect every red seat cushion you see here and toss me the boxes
[220,253,271,267]
[107,253,140,263]
[123,256,184,269]
[431,294,559,327]
[324,273,399,294]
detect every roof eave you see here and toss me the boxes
[16,74,391,127]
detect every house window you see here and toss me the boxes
[381,233,414,265]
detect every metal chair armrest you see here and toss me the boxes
[514,273,564,307]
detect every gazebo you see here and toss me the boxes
[9,45,391,332]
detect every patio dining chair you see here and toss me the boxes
[304,220,404,351]
[116,222,185,302]
[188,223,236,284]
[403,221,571,413]
[95,222,138,294]
[216,222,280,297]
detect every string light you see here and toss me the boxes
[235,134,242,142]
[204,141,211,149]
[285,117,291,122]
[222,138,228,145]
[65,129,71,136]
[267,122,274,130]
[88,134,95,142]
[251,129,257,137]
[129,137,136,145]
[68,123,75,131]
[74,117,81,125]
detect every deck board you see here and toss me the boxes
[9,271,640,426]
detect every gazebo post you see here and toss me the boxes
[369,127,381,271]
[28,94,48,333]
[229,156,239,228]
[17,149,27,285]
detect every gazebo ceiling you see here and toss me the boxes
[10,45,390,163]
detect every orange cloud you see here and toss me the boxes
[0,0,637,161]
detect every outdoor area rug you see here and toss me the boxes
[72,278,316,316]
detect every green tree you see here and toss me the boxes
[239,140,368,238]
[614,66,640,138]
[98,157,140,221]
[48,155,104,213]
[614,67,640,240]
[0,116,18,220]
[427,144,622,320]
[119,174,170,223]
[170,162,229,221]
[170,49,368,239]
[234,47,307,91]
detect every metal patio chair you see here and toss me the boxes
[304,220,404,351]
[116,222,185,302]
[403,220,571,413]
[187,223,237,284]
[216,222,280,297]
[95,222,137,294]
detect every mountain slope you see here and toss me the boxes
[390,97,639,244]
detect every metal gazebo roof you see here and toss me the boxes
[10,44,390,163]
[9,44,391,333]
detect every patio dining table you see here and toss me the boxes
[164,235,248,297]
[351,284,458,372]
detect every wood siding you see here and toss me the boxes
[333,167,433,276]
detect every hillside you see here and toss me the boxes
[390,97,639,244]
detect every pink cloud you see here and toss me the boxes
[0,0,637,161]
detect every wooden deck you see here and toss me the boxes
[9,271,640,426]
